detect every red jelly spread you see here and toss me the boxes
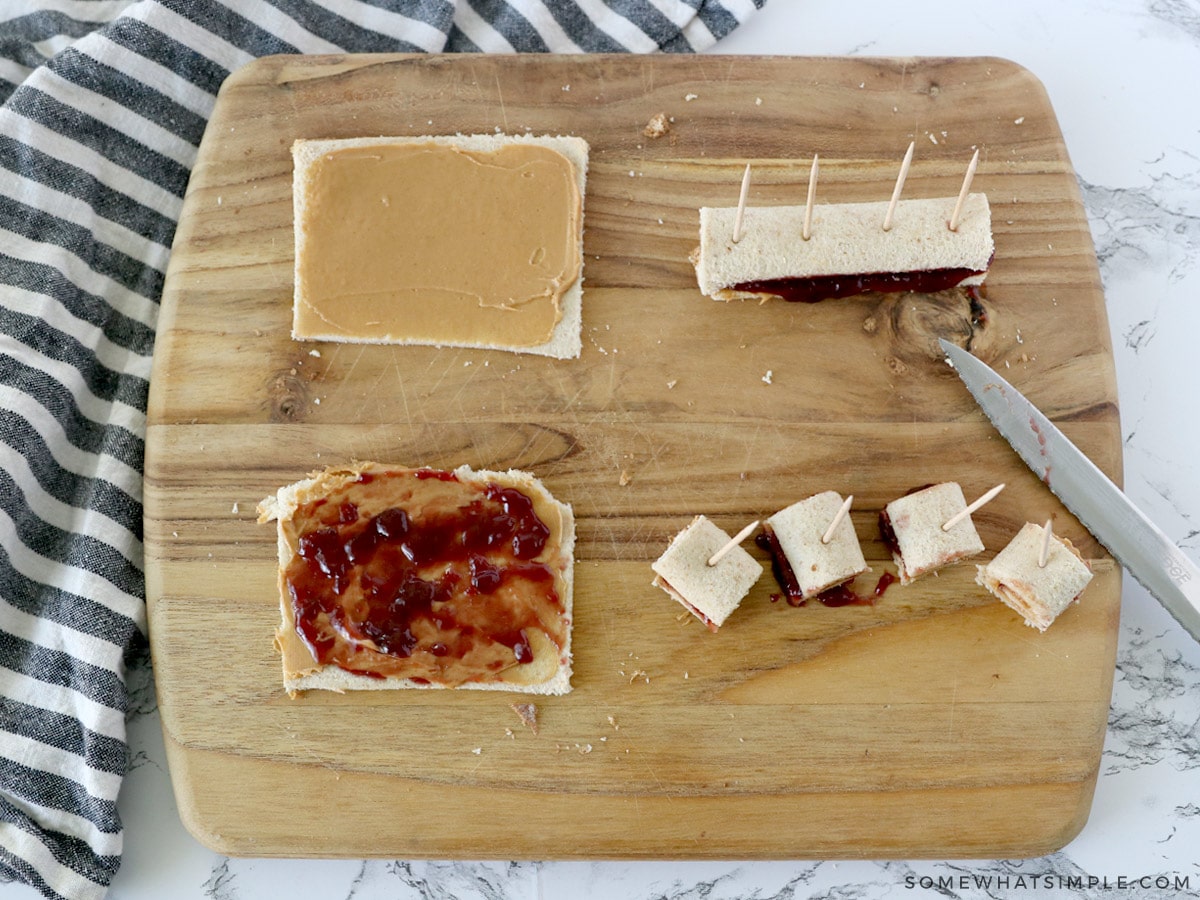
[281,469,568,686]
[732,266,985,303]
[755,530,803,605]
[757,531,895,608]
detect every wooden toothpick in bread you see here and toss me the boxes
[292,133,588,359]
[257,462,575,695]
[692,193,993,303]
[651,515,763,632]
[880,482,986,585]
[976,522,1093,631]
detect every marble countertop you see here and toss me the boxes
[21,2,1199,898]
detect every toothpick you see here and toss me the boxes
[802,153,819,241]
[732,163,751,243]
[821,495,854,545]
[882,141,915,232]
[942,483,1005,531]
[707,519,759,567]
[948,148,980,232]
[1038,518,1053,568]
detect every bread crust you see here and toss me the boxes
[257,462,575,695]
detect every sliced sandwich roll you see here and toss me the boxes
[693,193,993,303]
[651,515,763,632]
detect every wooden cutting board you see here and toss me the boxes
[145,54,1121,859]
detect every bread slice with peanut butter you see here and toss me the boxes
[292,133,588,359]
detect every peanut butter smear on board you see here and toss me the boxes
[293,141,582,347]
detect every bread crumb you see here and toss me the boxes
[643,112,670,138]
[472,747,482,755]
[666,379,677,389]
[1014,116,1025,125]
[607,715,620,730]
[231,502,239,514]
[562,84,570,92]
[755,97,762,105]
[510,702,539,734]
[308,349,321,358]
[762,370,773,385]
[619,470,632,487]
[684,92,698,101]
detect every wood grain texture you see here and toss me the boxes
[145,54,1121,859]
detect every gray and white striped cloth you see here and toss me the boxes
[0,2,762,898]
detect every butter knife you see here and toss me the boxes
[938,338,1200,643]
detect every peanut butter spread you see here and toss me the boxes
[293,141,583,348]
[276,466,572,689]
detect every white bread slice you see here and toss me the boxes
[257,462,574,695]
[976,522,1092,631]
[693,193,992,301]
[651,515,763,632]
[292,133,588,359]
[765,491,869,600]
[882,482,985,585]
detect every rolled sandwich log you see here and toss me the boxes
[693,194,993,303]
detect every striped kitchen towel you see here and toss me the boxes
[0,2,763,898]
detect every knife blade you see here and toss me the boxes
[938,338,1200,643]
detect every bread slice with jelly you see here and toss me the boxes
[257,462,575,695]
